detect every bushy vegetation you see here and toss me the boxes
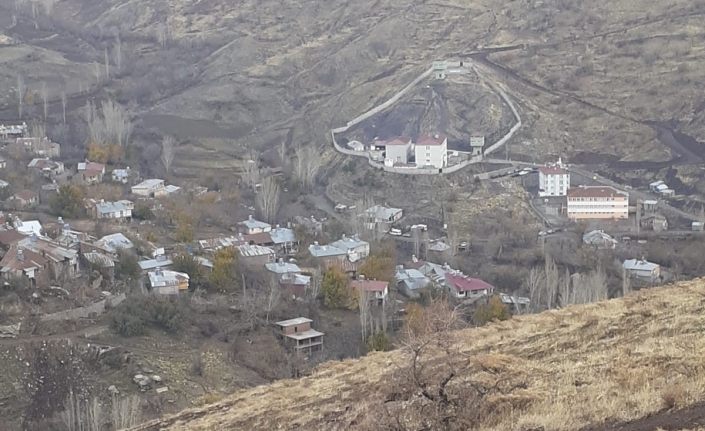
[49,185,85,219]
[322,267,354,309]
[109,295,186,337]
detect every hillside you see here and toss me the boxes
[1,0,704,175]
[131,278,705,430]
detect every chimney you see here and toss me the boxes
[313,241,319,248]
[359,274,366,280]
[248,215,254,221]
[17,248,24,262]
[411,254,418,263]
[275,224,280,229]
[58,216,63,224]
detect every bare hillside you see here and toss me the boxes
[131,278,705,430]
[1,0,704,174]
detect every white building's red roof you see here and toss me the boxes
[567,186,627,199]
[539,166,567,175]
[417,135,447,146]
[351,279,388,292]
[445,274,494,292]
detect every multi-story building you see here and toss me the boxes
[382,137,413,166]
[566,186,629,220]
[275,317,324,354]
[538,162,570,197]
[414,134,448,169]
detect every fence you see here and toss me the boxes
[41,293,126,322]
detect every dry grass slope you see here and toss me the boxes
[131,278,705,430]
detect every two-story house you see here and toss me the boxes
[131,179,166,197]
[275,317,324,354]
[445,273,495,299]
[94,200,134,221]
[350,279,389,304]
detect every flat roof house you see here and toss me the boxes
[237,244,275,266]
[94,200,133,221]
[567,186,628,220]
[131,179,166,197]
[275,317,324,354]
[148,269,189,295]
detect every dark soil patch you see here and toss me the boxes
[581,402,705,431]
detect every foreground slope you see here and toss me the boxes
[132,279,705,430]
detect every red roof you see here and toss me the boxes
[445,274,494,292]
[351,279,388,292]
[417,135,447,146]
[0,230,27,247]
[382,137,412,146]
[567,186,626,199]
[539,166,566,175]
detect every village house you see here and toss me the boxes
[148,269,189,295]
[237,244,276,266]
[566,186,629,220]
[308,241,347,267]
[93,200,134,221]
[28,158,64,179]
[111,167,131,184]
[269,226,298,254]
[40,183,59,203]
[10,190,38,208]
[131,179,166,197]
[381,137,413,166]
[623,259,661,281]
[93,233,133,255]
[428,240,451,254]
[582,230,618,249]
[265,260,310,297]
[499,293,531,313]
[0,229,27,254]
[640,214,668,232]
[82,251,115,280]
[139,254,173,271]
[444,273,495,299]
[238,215,272,235]
[18,235,79,279]
[77,161,106,185]
[0,123,27,140]
[538,159,570,197]
[0,245,48,287]
[0,179,8,190]
[54,222,85,250]
[642,199,659,213]
[693,221,705,232]
[18,137,60,158]
[395,265,431,298]
[364,205,403,233]
[414,134,448,170]
[350,279,389,304]
[347,140,365,152]
[275,317,324,354]
[198,235,243,252]
[329,235,370,261]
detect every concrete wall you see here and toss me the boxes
[41,293,126,322]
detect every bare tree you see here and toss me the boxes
[113,34,122,72]
[543,254,559,309]
[61,391,103,431]
[293,145,322,190]
[85,99,132,148]
[93,61,101,84]
[242,154,260,192]
[41,81,48,122]
[160,135,176,173]
[277,141,287,168]
[308,268,322,301]
[17,74,24,118]
[622,267,631,297]
[61,91,67,125]
[525,266,545,312]
[256,176,280,223]
[111,394,140,430]
[358,287,371,342]
[104,47,110,80]
[156,22,169,49]
[264,276,281,323]
[29,120,45,139]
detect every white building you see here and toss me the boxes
[329,235,370,262]
[131,179,166,197]
[383,137,413,166]
[623,259,660,281]
[567,186,629,220]
[238,215,272,235]
[94,200,133,221]
[414,135,447,169]
[112,168,131,184]
[538,160,570,197]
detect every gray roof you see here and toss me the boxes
[269,227,296,244]
[582,230,617,245]
[330,235,368,252]
[396,267,430,292]
[133,179,165,189]
[95,233,133,253]
[366,205,402,222]
[139,257,173,270]
[265,261,301,274]
[96,200,132,215]
[83,252,115,268]
[237,244,275,257]
[276,317,312,327]
[239,216,271,231]
[309,243,345,258]
[623,259,659,272]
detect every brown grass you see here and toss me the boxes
[130,279,705,430]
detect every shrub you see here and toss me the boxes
[473,296,511,326]
[109,295,185,336]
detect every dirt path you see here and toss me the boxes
[581,402,705,431]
